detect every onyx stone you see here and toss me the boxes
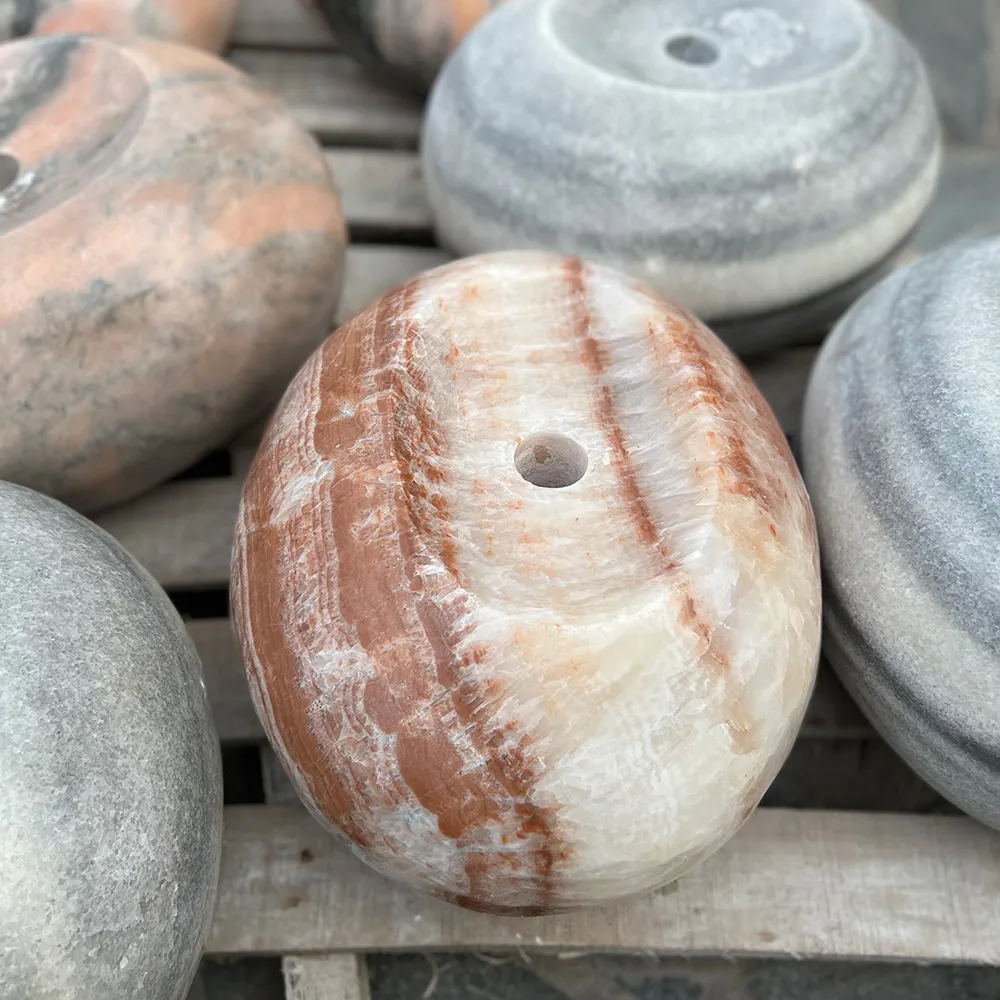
[802,236,1000,830]
[0,34,347,514]
[422,0,941,354]
[0,481,223,999]
[307,0,506,93]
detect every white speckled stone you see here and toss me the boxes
[422,0,941,354]
[802,236,1000,830]
[0,481,223,1000]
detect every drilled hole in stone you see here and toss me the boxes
[0,153,19,193]
[665,33,719,65]
[514,433,588,489]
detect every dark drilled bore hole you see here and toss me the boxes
[0,153,19,193]
[665,32,719,65]
[514,433,588,489]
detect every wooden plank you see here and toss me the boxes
[189,618,265,744]
[96,477,241,590]
[233,0,336,50]
[338,245,449,324]
[190,615,870,744]
[230,49,422,146]
[283,956,371,1000]
[326,150,431,232]
[208,803,1000,963]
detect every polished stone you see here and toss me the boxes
[422,0,941,353]
[802,235,1000,830]
[0,481,223,999]
[232,251,820,914]
[0,35,347,513]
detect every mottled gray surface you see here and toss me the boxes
[422,0,940,349]
[0,481,223,999]
[802,236,1000,830]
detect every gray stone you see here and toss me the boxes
[309,0,507,94]
[0,481,223,999]
[422,0,941,354]
[801,236,1000,830]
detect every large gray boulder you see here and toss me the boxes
[802,237,1000,829]
[0,481,223,999]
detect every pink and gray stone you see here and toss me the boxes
[0,0,238,51]
[0,34,347,514]
[0,480,223,999]
[802,236,1000,830]
[422,0,941,354]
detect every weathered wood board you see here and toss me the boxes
[209,804,1000,965]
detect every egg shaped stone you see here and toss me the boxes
[802,237,1000,830]
[422,0,941,355]
[1,0,237,51]
[232,251,821,915]
[0,34,347,514]
[307,0,506,93]
[0,480,223,998]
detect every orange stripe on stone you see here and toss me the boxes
[238,278,567,913]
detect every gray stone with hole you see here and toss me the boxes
[0,481,223,1000]
[422,0,941,354]
[802,236,1000,831]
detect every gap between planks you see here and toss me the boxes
[209,802,1000,964]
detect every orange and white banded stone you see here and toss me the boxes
[232,251,821,915]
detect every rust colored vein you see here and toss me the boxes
[564,257,665,555]
[237,278,564,913]
[649,313,795,522]
[562,260,762,754]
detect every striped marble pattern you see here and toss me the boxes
[422,0,941,352]
[307,0,507,93]
[232,252,821,915]
[0,0,237,50]
[802,236,1000,830]
[0,35,346,513]
[0,482,222,999]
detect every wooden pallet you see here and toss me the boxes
[133,3,1000,995]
